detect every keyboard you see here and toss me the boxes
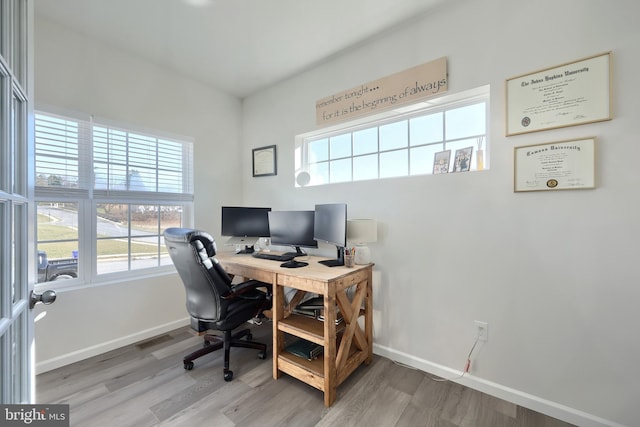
[252,252,297,262]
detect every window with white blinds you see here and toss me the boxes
[35,111,193,287]
[92,125,191,195]
[35,113,85,191]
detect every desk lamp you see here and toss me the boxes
[347,219,377,265]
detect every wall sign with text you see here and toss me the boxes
[316,57,448,126]
[506,52,612,136]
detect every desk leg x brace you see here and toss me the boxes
[335,281,368,372]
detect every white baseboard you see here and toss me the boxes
[373,343,623,427]
[36,318,190,375]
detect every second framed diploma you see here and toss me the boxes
[514,138,595,192]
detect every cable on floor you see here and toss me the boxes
[389,334,481,383]
[431,335,480,382]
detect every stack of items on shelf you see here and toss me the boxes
[292,296,344,325]
[285,338,323,361]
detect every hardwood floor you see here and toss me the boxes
[36,323,575,427]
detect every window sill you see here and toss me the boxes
[34,266,177,294]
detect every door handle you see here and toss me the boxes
[29,290,57,309]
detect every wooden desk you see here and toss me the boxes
[217,253,373,406]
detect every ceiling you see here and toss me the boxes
[35,0,449,98]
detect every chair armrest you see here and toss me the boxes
[221,280,271,300]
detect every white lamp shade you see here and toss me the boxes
[347,219,378,244]
[347,219,377,265]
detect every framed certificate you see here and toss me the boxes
[506,52,612,136]
[514,138,595,192]
[252,145,277,177]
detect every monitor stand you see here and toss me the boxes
[280,260,308,268]
[236,245,255,254]
[319,246,344,267]
[281,246,307,258]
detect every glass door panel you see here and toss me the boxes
[1,0,33,405]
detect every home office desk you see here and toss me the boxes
[217,253,373,407]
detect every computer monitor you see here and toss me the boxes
[268,210,318,256]
[221,206,271,252]
[314,203,347,267]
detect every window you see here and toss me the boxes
[35,111,193,285]
[296,86,489,186]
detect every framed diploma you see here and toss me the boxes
[252,145,277,177]
[506,52,612,136]
[514,138,595,192]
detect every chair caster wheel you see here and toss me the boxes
[258,351,267,360]
[224,370,233,382]
[203,340,211,347]
[184,361,194,370]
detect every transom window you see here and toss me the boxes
[34,111,194,286]
[296,86,489,186]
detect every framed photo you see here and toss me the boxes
[252,145,277,177]
[452,147,473,173]
[506,52,612,136]
[433,150,451,174]
[514,137,595,192]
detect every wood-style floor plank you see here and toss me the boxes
[36,324,575,427]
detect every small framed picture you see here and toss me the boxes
[452,147,473,173]
[433,150,451,174]
[252,145,277,177]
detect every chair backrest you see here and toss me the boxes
[164,227,233,322]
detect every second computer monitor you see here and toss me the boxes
[268,210,318,255]
[314,203,347,266]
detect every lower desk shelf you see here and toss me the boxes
[277,315,367,391]
[278,351,325,391]
[278,329,364,393]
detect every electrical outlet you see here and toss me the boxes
[474,320,488,341]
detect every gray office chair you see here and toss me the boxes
[164,227,271,381]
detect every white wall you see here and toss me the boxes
[241,1,640,426]
[33,16,244,371]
